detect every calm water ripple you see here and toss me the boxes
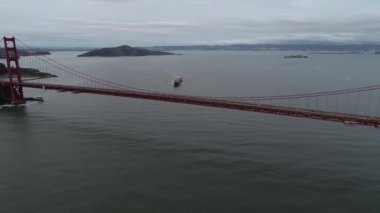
[1,51,380,212]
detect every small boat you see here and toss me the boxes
[25,97,44,102]
[173,75,183,87]
[343,121,357,126]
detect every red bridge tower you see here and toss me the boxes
[3,37,25,105]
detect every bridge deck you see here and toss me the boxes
[2,81,380,127]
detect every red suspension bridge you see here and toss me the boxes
[1,37,380,127]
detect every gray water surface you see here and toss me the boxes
[1,51,379,212]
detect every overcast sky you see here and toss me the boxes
[1,0,380,47]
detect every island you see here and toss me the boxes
[77,45,175,57]
[284,55,308,59]
[0,63,57,78]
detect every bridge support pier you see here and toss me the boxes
[0,85,11,105]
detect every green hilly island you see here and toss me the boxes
[78,45,175,57]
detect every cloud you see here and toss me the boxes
[89,0,133,2]
[7,14,380,46]
[48,18,195,35]
[3,0,380,46]
[88,0,212,4]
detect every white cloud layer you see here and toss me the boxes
[1,0,380,46]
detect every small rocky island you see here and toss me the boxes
[0,63,57,78]
[284,55,308,59]
[77,45,175,57]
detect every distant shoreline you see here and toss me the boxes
[26,44,380,53]
[0,63,57,79]
[144,44,380,53]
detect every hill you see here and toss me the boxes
[78,45,175,57]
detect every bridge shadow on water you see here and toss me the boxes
[0,105,27,115]
[0,105,30,127]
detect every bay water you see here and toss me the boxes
[1,51,379,212]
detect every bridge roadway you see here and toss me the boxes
[2,81,380,127]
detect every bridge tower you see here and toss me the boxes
[3,37,25,105]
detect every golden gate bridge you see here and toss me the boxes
[1,37,380,127]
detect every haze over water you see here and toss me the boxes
[1,51,380,212]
